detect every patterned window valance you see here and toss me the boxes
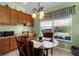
[45,5,76,19]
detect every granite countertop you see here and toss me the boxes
[0,34,22,39]
[0,36,15,39]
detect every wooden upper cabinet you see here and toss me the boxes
[10,9,18,25]
[0,5,10,24]
[30,17,34,26]
[18,11,26,24]
[0,5,33,25]
[17,11,22,24]
[26,14,34,26]
[26,14,31,26]
[22,13,27,24]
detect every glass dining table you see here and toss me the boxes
[31,38,59,56]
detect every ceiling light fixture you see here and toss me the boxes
[32,2,45,19]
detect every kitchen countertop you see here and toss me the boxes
[0,36,15,39]
[0,34,22,39]
[0,33,32,39]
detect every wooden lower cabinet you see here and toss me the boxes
[1,38,10,54]
[10,37,17,50]
[0,36,18,55]
[0,40,1,55]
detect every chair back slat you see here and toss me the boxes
[15,36,30,56]
[43,32,53,41]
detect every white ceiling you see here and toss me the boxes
[20,2,64,14]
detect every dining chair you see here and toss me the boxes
[43,32,53,41]
[15,36,30,56]
[28,40,46,56]
[43,32,53,55]
[27,36,46,56]
[28,32,36,40]
[15,36,46,56]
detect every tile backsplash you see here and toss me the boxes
[0,24,32,34]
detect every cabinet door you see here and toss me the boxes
[18,11,26,24]
[30,17,34,26]
[26,14,31,26]
[0,5,10,24]
[1,38,10,54]
[0,40,1,55]
[10,37,17,50]
[23,13,27,24]
[10,9,18,25]
[27,14,34,26]
[17,11,22,24]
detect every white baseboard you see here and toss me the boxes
[55,47,71,52]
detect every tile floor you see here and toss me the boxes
[2,47,73,56]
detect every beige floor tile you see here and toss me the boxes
[2,48,73,56]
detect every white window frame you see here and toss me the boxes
[53,15,72,42]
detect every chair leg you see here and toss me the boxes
[44,49,48,56]
[46,49,48,56]
[51,48,53,55]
